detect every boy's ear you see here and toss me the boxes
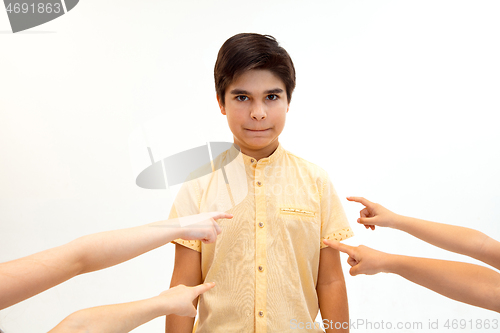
[216,94,226,115]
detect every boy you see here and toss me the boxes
[166,33,353,332]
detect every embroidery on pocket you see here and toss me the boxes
[280,208,315,217]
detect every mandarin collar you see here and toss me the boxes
[228,143,284,166]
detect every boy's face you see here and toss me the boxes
[218,69,289,160]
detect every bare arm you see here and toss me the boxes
[49,283,214,333]
[395,215,500,269]
[317,247,349,333]
[325,241,500,313]
[165,244,202,333]
[347,197,500,270]
[0,242,82,310]
[0,213,230,310]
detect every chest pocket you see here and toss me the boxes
[280,207,315,217]
[279,207,319,227]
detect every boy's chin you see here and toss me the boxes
[239,139,278,151]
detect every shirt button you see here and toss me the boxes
[258,222,264,228]
[258,265,264,272]
[257,181,262,186]
[258,311,264,317]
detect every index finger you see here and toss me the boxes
[212,212,234,221]
[347,196,374,208]
[191,282,215,297]
[323,240,355,256]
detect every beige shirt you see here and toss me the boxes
[171,144,353,333]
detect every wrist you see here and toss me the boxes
[379,252,396,274]
[147,218,184,241]
[149,295,173,317]
[397,214,419,234]
[387,213,405,230]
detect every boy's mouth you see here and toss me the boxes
[245,128,270,132]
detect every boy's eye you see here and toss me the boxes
[267,94,279,101]
[236,95,249,102]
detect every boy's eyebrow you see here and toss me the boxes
[230,89,250,95]
[229,88,284,95]
[264,88,284,94]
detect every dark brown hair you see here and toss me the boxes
[214,33,296,106]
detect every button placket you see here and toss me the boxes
[255,164,267,333]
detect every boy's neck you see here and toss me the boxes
[238,140,280,161]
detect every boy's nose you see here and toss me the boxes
[250,103,267,120]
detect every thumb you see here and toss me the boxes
[349,264,362,276]
[358,216,377,226]
[192,282,215,297]
[213,220,222,235]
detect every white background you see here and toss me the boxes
[1,0,499,332]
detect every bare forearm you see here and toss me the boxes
[384,254,500,312]
[0,244,81,310]
[49,296,167,333]
[318,281,349,332]
[75,220,183,274]
[395,215,497,265]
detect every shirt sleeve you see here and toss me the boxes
[319,175,354,249]
[170,180,202,252]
